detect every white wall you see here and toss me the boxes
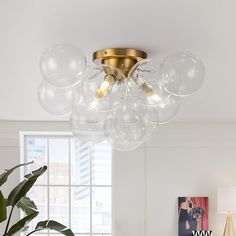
[114,122,236,236]
[1,121,236,236]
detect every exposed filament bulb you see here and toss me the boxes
[90,74,115,109]
[95,74,115,98]
[133,75,160,103]
[141,83,160,103]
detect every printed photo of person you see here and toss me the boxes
[178,197,208,236]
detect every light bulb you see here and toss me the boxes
[128,59,170,106]
[38,80,76,116]
[40,43,86,88]
[113,97,158,142]
[82,64,126,112]
[89,74,115,109]
[161,51,205,96]
[156,95,181,124]
[70,93,109,143]
[95,75,115,98]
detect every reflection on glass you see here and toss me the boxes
[24,231,48,235]
[26,138,47,185]
[26,186,48,230]
[49,187,69,226]
[92,141,112,185]
[49,139,69,185]
[93,235,112,236]
[92,187,112,233]
[71,139,91,185]
[74,235,92,236]
[71,187,90,233]
[24,137,112,236]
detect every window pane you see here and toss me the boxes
[27,186,48,228]
[49,139,69,185]
[71,187,90,233]
[92,142,112,185]
[92,187,111,233]
[93,235,112,236]
[71,139,90,185]
[23,136,112,236]
[75,235,91,236]
[26,137,47,185]
[49,187,69,226]
[24,231,48,236]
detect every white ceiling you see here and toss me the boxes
[0,0,235,122]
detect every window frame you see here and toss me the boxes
[19,131,114,236]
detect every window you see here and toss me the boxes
[20,133,112,236]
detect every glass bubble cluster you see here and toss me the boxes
[38,44,204,151]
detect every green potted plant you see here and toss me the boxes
[0,162,75,235]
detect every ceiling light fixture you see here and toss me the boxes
[38,44,205,151]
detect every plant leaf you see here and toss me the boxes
[0,190,6,223]
[0,161,33,187]
[34,220,75,236]
[17,196,37,215]
[7,166,47,206]
[24,165,47,179]
[6,210,38,235]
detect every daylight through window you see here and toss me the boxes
[21,134,112,236]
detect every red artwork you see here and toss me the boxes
[178,197,209,236]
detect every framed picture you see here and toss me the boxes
[178,197,208,236]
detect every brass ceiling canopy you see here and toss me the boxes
[93,48,148,77]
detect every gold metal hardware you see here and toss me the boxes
[93,48,147,78]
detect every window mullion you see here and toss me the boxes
[47,138,50,236]
[69,138,72,229]
[21,135,112,236]
[90,144,93,236]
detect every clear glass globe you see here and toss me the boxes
[104,115,143,151]
[82,64,126,112]
[38,80,76,116]
[113,98,158,142]
[70,93,109,143]
[161,51,205,96]
[40,43,86,88]
[156,95,181,124]
[144,105,160,125]
[128,59,170,106]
